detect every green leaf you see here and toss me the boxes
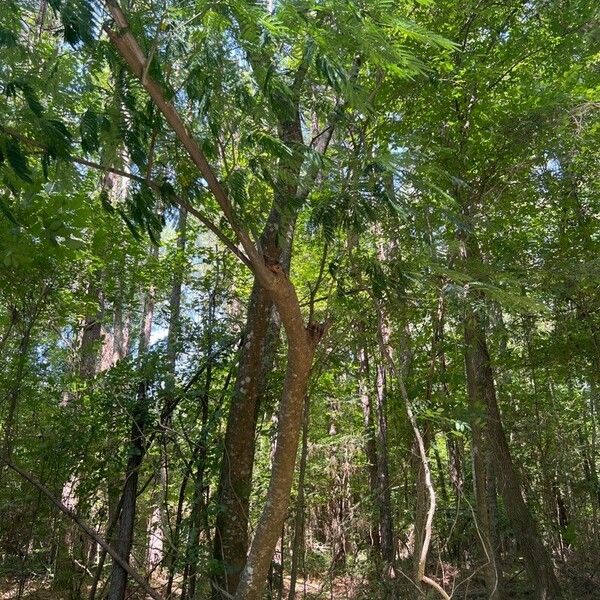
[227,169,248,208]
[3,137,32,183]
[0,196,19,225]
[16,81,44,117]
[80,108,99,154]
[315,54,347,94]
[61,0,96,47]
[0,28,18,48]
[243,131,292,159]
[99,190,115,213]
[43,119,73,158]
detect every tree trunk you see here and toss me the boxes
[464,315,504,600]
[212,165,299,598]
[374,361,395,568]
[288,394,310,600]
[212,273,280,596]
[55,282,104,596]
[181,290,214,600]
[357,347,382,563]
[232,316,320,600]
[107,249,157,600]
[464,302,562,599]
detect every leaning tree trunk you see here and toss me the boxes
[212,125,302,597]
[102,16,328,598]
[464,304,562,599]
[232,307,324,600]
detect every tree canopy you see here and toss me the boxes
[0,0,599,599]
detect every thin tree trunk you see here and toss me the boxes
[288,394,310,600]
[2,324,33,458]
[374,361,395,569]
[107,247,157,600]
[357,346,382,564]
[181,289,215,600]
[55,280,104,596]
[373,288,449,600]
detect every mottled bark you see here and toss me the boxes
[212,142,300,598]
[233,309,323,600]
[461,222,561,599]
[464,304,562,599]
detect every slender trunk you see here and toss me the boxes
[146,458,167,575]
[165,469,189,597]
[107,249,157,600]
[357,347,382,563]
[212,276,279,596]
[374,361,395,567]
[182,296,214,600]
[457,209,561,598]
[106,413,146,600]
[2,325,32,458]
[212,95,306,596]
[147,207,187,578]
[413,425,432,582]
[55,283,104,596]
[288,394,310,600]
[373,287,449,599]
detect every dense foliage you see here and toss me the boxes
[0,0,599,599]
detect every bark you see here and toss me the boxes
[107,249,157,600]
[212,116,302,599]
[55,283,104,596]
[464,318,504,600]
[288,394,310,600]
[2,322,33,458]
[462,233,562,599]
[374,361,395,567]
[165,469,189,597]
[212,268,281,596]
[103,17,328,599]
[373,281,449,599]
[146,460,167,575]
[357,347,382,562]
[232,314,323,600]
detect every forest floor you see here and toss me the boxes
[1,557,599,600]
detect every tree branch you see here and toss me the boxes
[0,455,165,600]
[103,0,272,286]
